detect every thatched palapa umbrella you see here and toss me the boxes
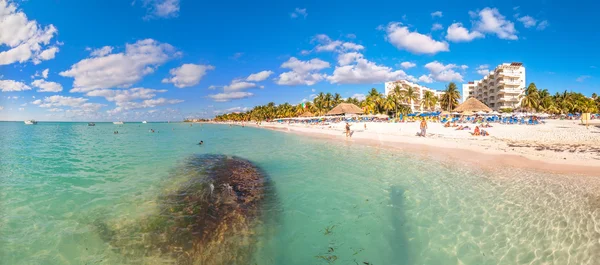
[298,111,314,117]
[326,103,364,115]
[453,97,492,113]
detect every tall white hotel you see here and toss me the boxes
[462,62,526,111]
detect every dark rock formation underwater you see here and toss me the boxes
[95,154,277,265]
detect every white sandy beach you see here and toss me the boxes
[237,119,600,175]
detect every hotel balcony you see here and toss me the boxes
[500,71,521,77]
[497,97,520,102]
[496,88,522,95]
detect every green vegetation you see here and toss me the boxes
[213,82,599,121]
[214,82,464,121]
[519,83,599,114]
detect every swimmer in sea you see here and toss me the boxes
[198,140,204,145]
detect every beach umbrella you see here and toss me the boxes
[451,112,460,115]
[453,98,492,113]
[462,110,475,116]
[475,111,486,115]
[326,103,364,116]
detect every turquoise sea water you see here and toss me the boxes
[1,122,600,265]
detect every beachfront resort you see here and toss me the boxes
[211,62,600,168]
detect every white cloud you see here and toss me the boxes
[142,0,180,19]
[162,63,214,88]
[275,57,330,86]
[518,16,537,28]
[115,98,183,110]
[341,42,364,50]
[223,80,256,92]
[346,33,357,39]
[208,85,220,90]
[0,106,3,111]
[0,0,59,66]
[213,106,249,115]
[86,87,167,103]
[36,95,89,108]
[477,69,490,75]
[0,79,31,92]
[337,52,363,66]
[34,46,59,64]
[431,23,444,31]
[90,46,113,57]
[290,8,307,18]
[246,70,274,82]
[473,8,518,40]
[327,53,411,84]
[384,23,449,54]
[431,11,443,18]
[18,107,24,111]
[48,108,63,112]
[400,61,416,69]
[208,92,253,102]
[418,75,434,83]
[422,61,464,82]
[446,23,484,42]
[350,93,366,101]
[31,79,63,92]
[576,75,591,82]
[309,34,364,54]
[60,39,177,92]
[537,20,549,30]
[476,65,490,75]
[41,69,49,79]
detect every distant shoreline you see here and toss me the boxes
[231,121,600,177]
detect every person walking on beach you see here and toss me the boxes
[345,122,352,138]
[419,118,427,137]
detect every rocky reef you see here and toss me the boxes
[97,154,273,264]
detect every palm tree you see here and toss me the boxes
[365,88,383,114]
[382,95,396,115]
[333,93,342,106]
[401,85,418,112]
[421,90,437,111]
[313,92,326,115]
[440,82,460,111]
[324,93,334,110]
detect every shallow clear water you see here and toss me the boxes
[1,122,600,265]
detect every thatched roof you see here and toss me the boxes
[453,97,492,113]
[326,103,364,115]
[298,111,314,117]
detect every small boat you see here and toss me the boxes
[88,123,95,126]
[113,121,124,125]
[142,121,147,124]
[24,120,37,125]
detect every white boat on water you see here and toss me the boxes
[24,120,37,125]
[113,121,124,125]
[142,121,147,124]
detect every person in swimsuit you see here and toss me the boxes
[419,118,427,137]
[345,122,351,138]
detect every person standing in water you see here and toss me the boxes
[345,122,352,138]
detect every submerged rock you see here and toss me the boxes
[99,154,272,265]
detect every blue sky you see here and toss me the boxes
[0,0,598,121]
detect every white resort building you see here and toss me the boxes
[462,62,526,111]
[384,80,445,111]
